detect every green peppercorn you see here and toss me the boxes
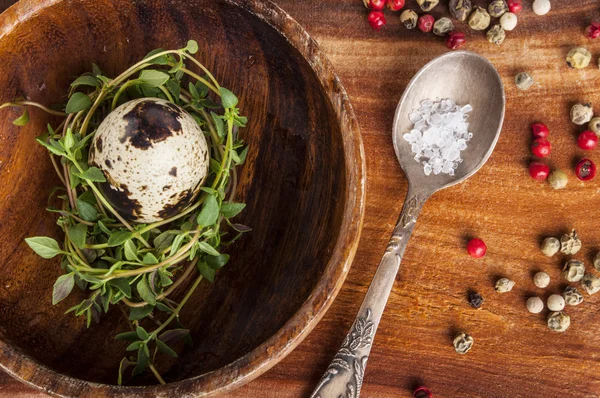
[417,0,439,12]
[487,25,506,45]
[547,170,568,189]
[433,17,454,36]
[468,7,491,31]
[400,9,418,29]
[589,117,600,135]
[515,72,533,90]
[488,0,508,17]
[571,103,593,125]
[449,0,472,21]
[567,47,592,69]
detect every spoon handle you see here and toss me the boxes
[311,187,427,398]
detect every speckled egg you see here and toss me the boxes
[88,98,209,223]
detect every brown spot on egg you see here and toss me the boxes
[98,182,142,220]
[96,137,103,153]
[140,185,148,191]
[157,189,197,219]
[120,100,183,150]
[162,185,172,191]
[105,159,112,169]
[169,167,177,177]
[117,156,122,162]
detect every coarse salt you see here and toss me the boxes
[402,98,473,176]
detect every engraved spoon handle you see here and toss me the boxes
[311,187,427,398]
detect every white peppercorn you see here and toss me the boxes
[581,273,600,295]
[495,278,515,293]
[417,0,439,12]
[515,72,533,90]
[468,7,491,31]
[526,297,544,314]
[453,332,474,354]
[547,312,570,332]
[400,10,418,29]
[563,286,583,306]
[547,170,568,190]
[487,25,506,45]
[566,47,592,69]
[533,271,550,288]
[433,17,454,36]
[571,103,593,125]
[560,230,582,255]
[488,0,508,18]
[449,0,472,21]
[594,252,600,272]
[562,259,585,282]
[500,12,518,31]
[540,237,560,257]
[532,0,551,16]
[588,117,600,135]
[547,294,565,312]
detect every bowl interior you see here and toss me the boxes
[0,0,351,392]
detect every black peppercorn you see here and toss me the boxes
[468,291,484,309]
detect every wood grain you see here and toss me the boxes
[2,0,600,397]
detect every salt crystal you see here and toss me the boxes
[402,98,474,176]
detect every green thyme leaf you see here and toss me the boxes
[25,237,62,259]
[52,273,75,305]
[143,48,169,65]
[124,239,138,261]
[108,231,133,247]
[76,167,106,182]
[115,331,141,341]
[165,79,181,101]
[128,305,153,321]
[211,112,225,138]
[221,202,246,218]
[91,63,103,76]
[188,82,200,100]
[142,253,159,265]
[197,261,215,282]
[36,137,67,156]
[136,326,149,340]
[198,242,220,256]
[67,223,88,249]
[13,109,29,126]
[126,341,143,351]
[206,253,230,270]
[118,357,133,386]
[137,276,156,305]
[237,146,248,164]
[186,40,199,54]
[196,195,219,227]
[109,278,132,298]
[63,128,75,151]
[70,75,100,88]
[158,269,173,287]
[170,234,186,256]
[159,328,189,344]
[154,230,176,251]
[155,302,173,313]
[76,199,99,222]
[66,92,92,114]
[156,340,178,358]
[219,87,238,108]
[139,70,170,87]
[169,58,184,73]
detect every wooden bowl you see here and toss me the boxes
[0,0,365,396]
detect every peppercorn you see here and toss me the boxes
[563,286,584,306]
[446,32,466,50]
[541,237,560,256]
[547,294,565,312]
[466,238,486,258]
[418,14,435,33]
[386,0,405,11]
[417,0,439,12]
[571,103,593,125]
[560,230,582,255]
[400,9,419,29]
[529,161,550,181]
[532,0,551,16]
[487,25,506,45]
[433,17,454,36]
[413,386,433,398]
[495,278,515,293]
[531,122,549,138]
[594,252,600,272]
[533,271,550,288]
[563,259,585,282]
[566,47,592,69]
[531,138,551,158]
[547,312,570,332]
[364,0,386,10]
[500,12,518,31]
[507,0,522,14]
[515,72,533,89]
[449,0,472,21]
[468,291,484,309]
[468,7,491,31]
[547,170,568,189]
[586,22,600,39]
[577,130,598,150]
[575,158,597,181]
[581,273,600,295]
[368,11,387,31]
[588,117,600,135]
[453,332,473,354]
[488,0,508,18]
[526,297,544,313]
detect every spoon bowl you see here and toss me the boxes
[393,51,505,195]
[313,51,504,397]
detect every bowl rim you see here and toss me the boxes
[0,0,366,396]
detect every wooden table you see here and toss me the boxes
[3,0,600,396]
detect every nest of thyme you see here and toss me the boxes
[3,40,250,385]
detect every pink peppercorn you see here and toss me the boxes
[586,22,600,39]
[368,11,386,31]
[418,14,435,33]
[467,238,487,258]
[446,32,466,50]
[507,0,523,14]
[413,386,433,398]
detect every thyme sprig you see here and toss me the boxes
[5,40,250,385]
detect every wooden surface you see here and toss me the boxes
[3,0,600,397]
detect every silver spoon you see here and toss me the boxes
[311,51,505,398]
